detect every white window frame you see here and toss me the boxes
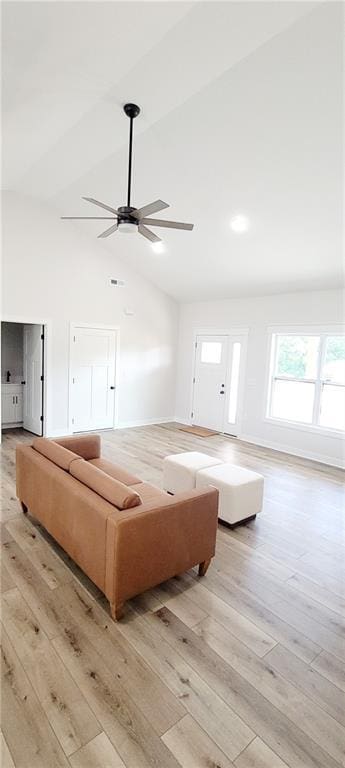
[265,326,345,437]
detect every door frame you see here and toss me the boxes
[68,322,120,434]
[1,314,50,440]
[190,327,249,436]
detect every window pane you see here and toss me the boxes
[228,342,241,423]
[275,335,320,379]
[271,379,315,423]
[201,342,222,364]
[322,337,345,384]
[319,384,345,430]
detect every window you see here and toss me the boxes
[268,333,345,431]
[200,341,222,364]
[228,342,241,423]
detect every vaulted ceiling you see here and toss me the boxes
[2,1,343,301]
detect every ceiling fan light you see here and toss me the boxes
[151,241,165,254]
[118,221,138,234]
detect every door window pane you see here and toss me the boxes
[200,342,222,364]
[270,379,315,423]
[319,384,345,430]
[275,336,320,379]
[228,342,241,423]
[322,337,345,384]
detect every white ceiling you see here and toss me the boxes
[2,1,343,301]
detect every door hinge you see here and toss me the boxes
[41,333,44,340]
[193,377,195,384]
[71,417,75,425]
[195,342,197,349]
[72,377,75,384]
[73,335,76,343]
[40,375,44,382]
[40,415,43,422]
[191,411,194,418]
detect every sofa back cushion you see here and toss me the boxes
[70,459,142,510]
[33,438,80,471]
[54,434,100,460]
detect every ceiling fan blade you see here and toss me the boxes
[61,216,117,220]
[131,199,169,220]
[98,222,118,239]
[82,197,120,215]
[140,218,194,231]
[138,224,162,243]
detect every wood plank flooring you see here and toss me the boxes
[1,424,344,768]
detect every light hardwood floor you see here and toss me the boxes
[1,424,345,768]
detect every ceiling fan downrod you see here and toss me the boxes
[123,103,141,208]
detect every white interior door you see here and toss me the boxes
[23,324,43,435]
[70,326,117,432]
[192,335,228,431]
[192,333,247,435]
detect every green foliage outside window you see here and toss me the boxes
[325,336,345,363]
[275,335,345,382]
[276,336,318,379]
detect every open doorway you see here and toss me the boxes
[1,321,45,436]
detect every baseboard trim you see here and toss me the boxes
[116,417,175,429]
[239,433,345,469]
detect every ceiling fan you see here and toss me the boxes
[61,103,194,245]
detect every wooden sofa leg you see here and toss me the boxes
[198,558,211,577]
[110,601,125,621]
[20,501,28,514]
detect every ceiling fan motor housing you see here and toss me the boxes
[117,206,137,225]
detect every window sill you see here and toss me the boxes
[264,417,345,440]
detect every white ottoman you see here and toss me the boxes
[163,451,223,494]
[196,463,264,527]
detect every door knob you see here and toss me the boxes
[110,386,115,390]
[220,390,225,395]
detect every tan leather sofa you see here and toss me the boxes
[16,434,218,620]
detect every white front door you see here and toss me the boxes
[23,324,44,435]
[192,333,247,435]
[192,335,228,431]
[70,326,117,432]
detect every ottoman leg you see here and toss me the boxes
[220,513,257,529]
[20,501,28,515]
[198,558,211,577]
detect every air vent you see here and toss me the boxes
[110,279,125,287]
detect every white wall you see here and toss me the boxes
[1,322,23,382]
[1,192,178,436]
[175,290,344,467]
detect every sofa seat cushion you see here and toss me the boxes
[128,482,167,505]
[70,459,142,510]
[33,438,80,471]
[54,434,100,460]
[89,457,141,486]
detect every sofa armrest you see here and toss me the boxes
[54,434,101,460]
[105,487,218,611]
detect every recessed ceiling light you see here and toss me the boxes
[151,242,165,254]
[230,214,250,233]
